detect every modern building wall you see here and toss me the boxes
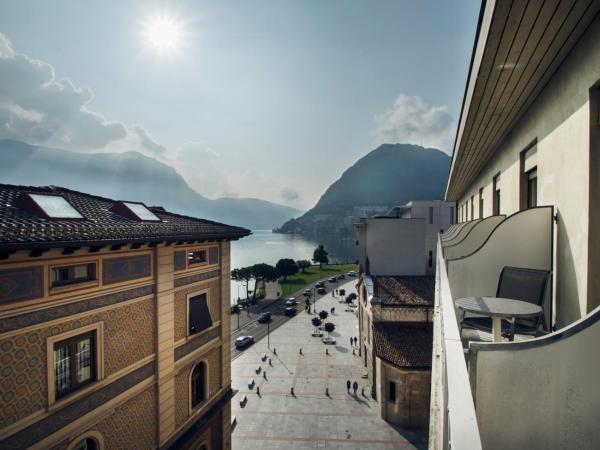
[361,218,426,276]
[0,240,233,449]
[453,15,600,328]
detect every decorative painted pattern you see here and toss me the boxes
[0,284,154,333]
[0,266,43,304]
[0,298,155,429]
[174,326,221,361]
[174,269,220,288]
[0,362,154,450]
[102,255,151,285]
[174,251,187,271]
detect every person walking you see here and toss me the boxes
[354,336,358,346]
[346,380,351,393]
[349,337,353,347]
[352,381,358,396]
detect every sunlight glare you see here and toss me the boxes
[143,15,182,53]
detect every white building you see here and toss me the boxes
[431,2,600,449]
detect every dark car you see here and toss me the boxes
[235,335,254,348]
[285,307,296,316]
[328,277,337,283]
[317,287,326,295]
[258,312,271,323]
[315,281,325,288]
[338,274,345,280]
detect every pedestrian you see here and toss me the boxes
[256,386,260,396]
[299,348,303,355]
[361,387,365,397]
[354,336,358,346]
[350,337,353,347]
[346,380,351,393]
[353,381,358,396]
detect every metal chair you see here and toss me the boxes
[459,266,550,340]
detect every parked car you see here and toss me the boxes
[303,288,312,296]
[322,336,336,345]
[315,281,325,288]
[338,274,345,279]
[258,312,271,323]
[235,335,254,348]
[347,271,357,277]
[284,307,296,316]
[317,287,326,295]
[285,298,297,306]
[328,277,337,283]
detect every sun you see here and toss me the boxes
[143,15,183,53]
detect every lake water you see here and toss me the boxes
[229,230,357,303]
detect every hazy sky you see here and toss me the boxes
[0,0,480,209]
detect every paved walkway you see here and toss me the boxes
[231,281,428,449]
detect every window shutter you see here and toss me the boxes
[189,294,213,334]
[209,246,219,265]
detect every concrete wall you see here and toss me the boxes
[454,16,600,327]
[365,218,426,276]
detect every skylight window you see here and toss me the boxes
[122,202,161,221]
[28,194,83,219]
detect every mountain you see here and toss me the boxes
[0,139,301,229]
[275,143,450,235]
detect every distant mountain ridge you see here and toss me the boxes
[0,139,301,229]
[275,143,450,235]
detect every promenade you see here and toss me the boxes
[231,280,428,449]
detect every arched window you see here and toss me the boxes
[191,362,206,408]
[72,439,98,450]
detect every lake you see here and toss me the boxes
[229,230,357,303]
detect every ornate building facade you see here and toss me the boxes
[0,184,249,449]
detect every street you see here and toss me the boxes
[231,275,353,359]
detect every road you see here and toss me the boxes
[231,274,355,359]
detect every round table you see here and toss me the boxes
[455,296,542,342]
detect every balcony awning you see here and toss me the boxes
[446,0,600,201]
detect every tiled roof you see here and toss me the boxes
[373,322,433,369]
[0,184,250,251]
[373,276,434,306]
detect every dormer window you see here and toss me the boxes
[110,201,161,222]
[17,193,84,219]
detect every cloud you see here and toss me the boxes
[281,187,299,202]
[373,94,455,152]
[172,141,230,198]
[132,125,167,156]
[0,32,166,156]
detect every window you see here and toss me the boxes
[428,250,433,268]
[51,263,96,288]
[449,206,455,224]
[493,173,501,215]
[23,193,84,219]
[191,362,206,408]
[470,196,474,220]
[479,188,484,219]
[188,293,213,335]
[465,202,469,221]
[428,207,433,224]
[527,169,538,208]
[54,331,96,399]
[389,381,396,402]
[188,249,207,266]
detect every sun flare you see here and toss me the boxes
[143,15,182,52]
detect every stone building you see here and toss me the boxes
[0,184,249,449]
[357,275,434,428]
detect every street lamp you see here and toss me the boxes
[267,320,270,349]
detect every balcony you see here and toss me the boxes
[430,207,600,450]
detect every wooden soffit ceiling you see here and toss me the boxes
[446,0,600,201]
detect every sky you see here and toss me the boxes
[0,0,480,210]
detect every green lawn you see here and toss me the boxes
[278,264,357,297]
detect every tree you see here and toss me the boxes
[346,292,357,306]
[251,263,280,301]
[324,322,335,337]
[297,260,311,273]
[231,267,253,300]
[312,245,329,269]
[276,258,299,282]
[311,317,322,334]
[339,289,346,297]
[318,310,329,321]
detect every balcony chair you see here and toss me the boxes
[459,266,550,341]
